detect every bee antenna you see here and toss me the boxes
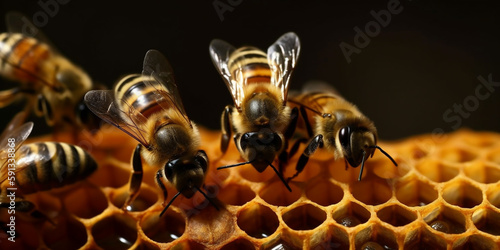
[369,145,398,167]
[159,191,181,217]
[217,159,255,170]
[195,186,220,211]
[267,161,292,192]
[358,150,367,181]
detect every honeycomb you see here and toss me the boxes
[1,125,500,250]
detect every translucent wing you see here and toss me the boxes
[209,39,245,109]
[142,49,191,126]
[290,81,341,115]
[5,11,62,55]
[267,32,301,104]
[0,142,56,184]
[84,90,150,147]
[0,116,34,182]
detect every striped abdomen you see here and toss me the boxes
[228,47,271,85]
[13,142,97,195]
[0,32,52,86]
[114,74,171,119]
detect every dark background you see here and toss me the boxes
[0,0,499,140]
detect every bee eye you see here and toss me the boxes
[195,150,208,172]
[339,127,351,150]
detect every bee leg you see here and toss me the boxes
[300,106,314,138]
[278,107,299,173]
[7,200,56,225]
[288,138,309,159]
[123,144,144,210]
[287,134,324,183]
[220,105,233,154]
[155,169,168,206]
[0,88,23,108]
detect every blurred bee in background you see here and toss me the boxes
[0,112,98,221]
[0,12,101,133]
[209,32,300,192]
[286,83,397,182]
[85,50,216,217]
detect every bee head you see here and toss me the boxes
[236,131,283,172]
[164,150,208,198]
[338,126,376,168]
[245,93,279,126]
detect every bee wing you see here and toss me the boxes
[5,11,62,55]
[141,49,191,125]
[0,143,59,185]
[209,39,245,109]
[290,81,341,115]
[0,119,33,182]
[84,90,150,147]
[267,32,301,104]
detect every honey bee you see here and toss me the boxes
[0,12,100,131]
[0,112,98,220]
[286,83,397,182]
[84,49,216,216]
[209,32,301,191]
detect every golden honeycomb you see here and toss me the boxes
[1,125,500,250]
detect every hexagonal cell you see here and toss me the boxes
[237,164,275,183]
[220,238,256,250]
[472,208,500,236]
[23,192,62,219]
[405,228,447,250]
[237,202,279,238]
[423,205,467,234]
[458,234,499,250]
[377,204,417,227]
[415,159,459,182]
[442,180,483,209]
[285,157,323,183]
[41,216,87,250]
[487,183,500,209]
[354,225,398,250]
[395,177,438,207]
[63,184,108,218]
[261,237,302,250]
[486,148,500,164]
[437,146,477,163]
[305,179,343,206]
[259,181,301,207]
[310,225,349,250]
[141,209,185,243]
[110,185,158,212]
[91,214,138,249]
[462,133,498,148]
[88,161,131,188]
[410,144,428,160]
[282,203,326,231]
[217,183,256,206]
[464,161,500,184]
[332,202,371,228]
[350,178,392,206]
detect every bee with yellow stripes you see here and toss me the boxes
[0,12,100,131]
[0,112,98,220]
[209,32,300,191]
[85,50,216,216]
[286,83,397,182]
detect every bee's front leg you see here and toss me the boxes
[287,134,324,183]
[123,144,144,210]
[155,169,168,206]
[220,105,233,154]
[279,107,299,172]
